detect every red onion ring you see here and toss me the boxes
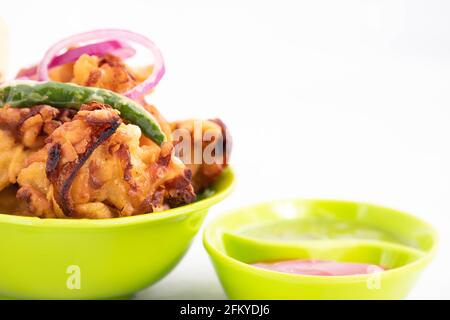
[49,40,135,68]
[16,40,135,80]
[15,65,38,79]
[38,29,165,99]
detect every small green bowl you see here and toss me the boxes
[0,168,234,300]
[203,199,437,300]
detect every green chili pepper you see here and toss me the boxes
[0,80,166,145]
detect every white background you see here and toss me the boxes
[2,0,450,299]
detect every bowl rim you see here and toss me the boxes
[203,198,438,282]
[0,167,235,228]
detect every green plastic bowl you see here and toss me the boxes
[204,199,437,300]
[0,168,234,300]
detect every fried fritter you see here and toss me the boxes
[0,130,27,192]
[0,105,74,193]
[4,53,231,219]
[172,118,231,192]
[14,102,195,219]
[50,54,140,93]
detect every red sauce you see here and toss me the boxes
[252,259,385,276]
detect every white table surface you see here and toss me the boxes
[2,0,450,300]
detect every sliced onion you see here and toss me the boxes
[15,65,38,79]
[38,29,165,99]
[48,40,135,68]
[16,40,135,80]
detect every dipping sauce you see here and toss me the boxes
[252,259,385,276]
[240,217,407,246]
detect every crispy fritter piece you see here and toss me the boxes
[16,102,195,219]
[0,104,75,148]
[11,52,232,202]
[49,54,139,93]
[171,118,231,192]
[0,130,27,192]
[45,103,122,217]
[0,105,74,193]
